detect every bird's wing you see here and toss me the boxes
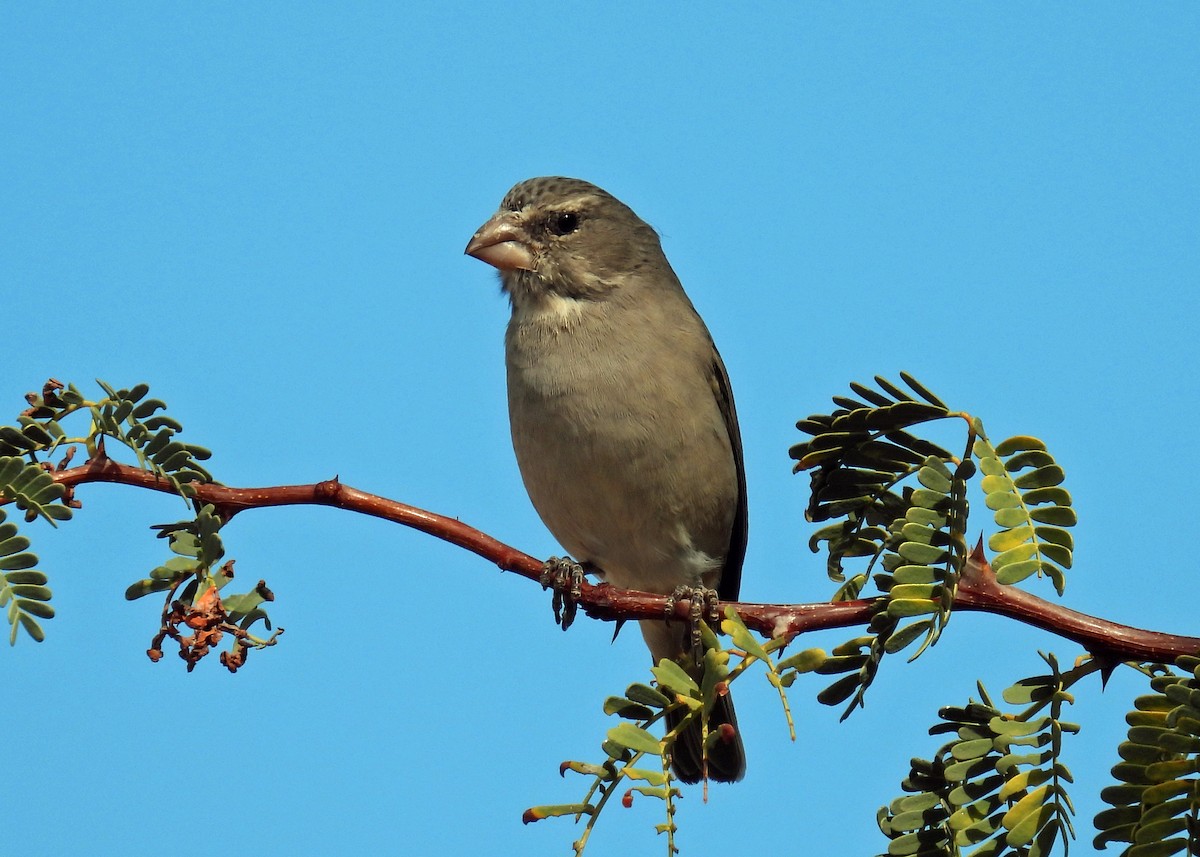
[709,346,747,602]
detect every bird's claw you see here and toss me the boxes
[540,556,585,631]
[665,585,721,662]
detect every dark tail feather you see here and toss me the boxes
[667,691,746,784]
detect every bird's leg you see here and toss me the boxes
[540,556,586,631]
[665,585,722,663]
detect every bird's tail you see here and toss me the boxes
[640,619,747,783]
[667,687,746,783]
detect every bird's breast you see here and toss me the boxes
[503,302,737,594]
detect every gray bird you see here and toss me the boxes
[465,177,747,783]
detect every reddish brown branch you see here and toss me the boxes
[51,457,1200,662]
[955,546,1199,661]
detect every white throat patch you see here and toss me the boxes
[513,291,588,330]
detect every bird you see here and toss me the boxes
[464,176,748,783]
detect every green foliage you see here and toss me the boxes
[1095,656,1200,856]
[877,653,1082,857]
[527,669,679,855]
[126,502,226,602]
[0,394,76,642]
[531,613,797,855]
[0,506,54,644]
[126,505,277,671]
[0,379,274,663]
[0,455,71,526]
[975,435,1075,596]
[789,374,1075,714]
[91,380,213,495]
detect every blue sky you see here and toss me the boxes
[2,5,1197,855]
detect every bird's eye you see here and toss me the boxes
[549,211,579,236]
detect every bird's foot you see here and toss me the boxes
[665,585,721,662]
[540,556,585,631]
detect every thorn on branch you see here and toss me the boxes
[315,476,341,501]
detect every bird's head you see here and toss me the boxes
[465,177,665,309]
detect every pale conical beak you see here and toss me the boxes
[465,212,536,272]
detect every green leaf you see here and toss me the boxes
[777,648,827,673]
[885,830,943,855]
[991,543,1038,571]
[900,522,935,545]
[981,474,1012,495]
[1029,506,1077,526]
[953,809,1005,845]
[1002,679,1056,706]
[0,552,38,571]
[522,804,594,823]
[892,565,940,584]
[603,697,654,720]
[989,526,1033,552]
[606,723,662,755]
[995,436,1047,456]
[143,415,183,432]
[131,398,167,419]
[1005,450,1055,471]
[993,507,1029,528]
[651,659,698,697]
[1040,543,1072,568]
[9,584,51,600]
[897,542,947,564]
[124,578,175,600]
[1001,786,1052,844]
[994,559,1041,585]
[0,456,26,486]
[951,737,995,761]
[16,612,44,642]
[625,683,670,708]
[883,620,933,654]
[985,492,1021,511]
[817,673,861,706]
[4,570,47,585]
[141,428,173,457]
[995,749,1054,772]
[722,607,768,662]
[1034,526,1074,549]
[1135,815,1189,843]
[890,583,939,601]
[990,716,1050,737]
[917,464,952,493]
[998,767,1054,800]
[887,598,938,618]
[1022,486,1072,506]
[621,767,668,786]
[1144,758,1200,781]
[221,589,269,617]
[16,598,54,619]
[1013,466,1065,489]
[151,557,199,578]
[1126,840,1189,857]
[42,505,72,522]
[910,489,949,510]
[899,372,949,409]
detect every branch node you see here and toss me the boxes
[315,477,341,501]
